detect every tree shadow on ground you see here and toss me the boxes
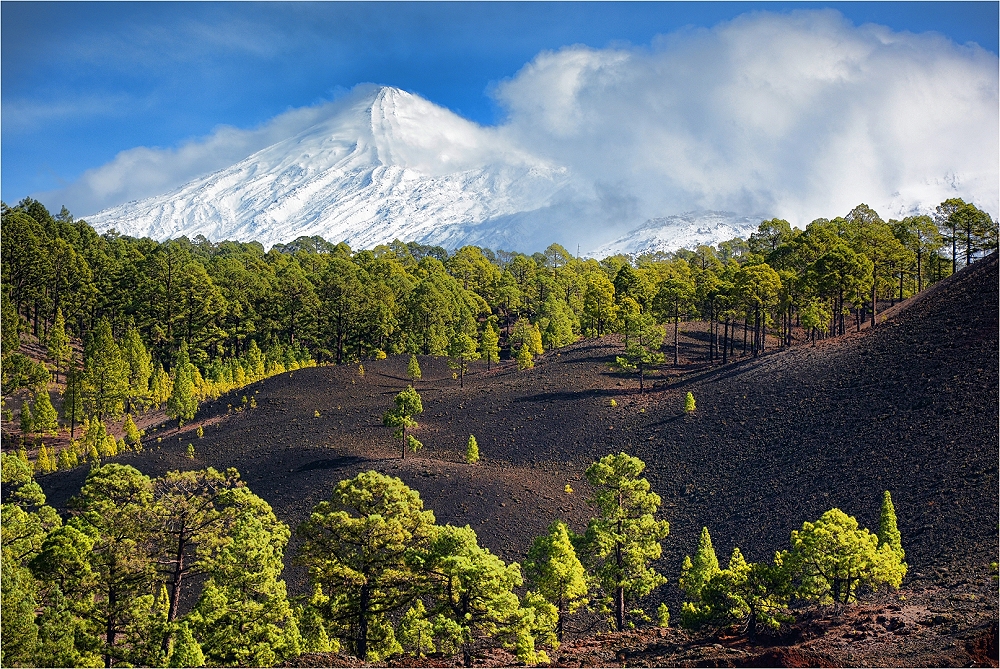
[296,455,369,472]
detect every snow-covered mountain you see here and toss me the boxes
[590,211,765,257]
[86,86,573,251]
[86,86,769,255]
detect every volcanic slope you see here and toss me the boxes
[40,255,998,614]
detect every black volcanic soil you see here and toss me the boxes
[35,255,999,667]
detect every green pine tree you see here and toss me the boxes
[187,487,302,667]
[481,321,500,371]
[123,414,142,450]
[407,354,422,383]
[63,357,84,438]
[877,491,905,561]
[31,389,59,436]
[149,363,172,408]
[447,332,479,388]
[466,434,480,464]
[397,600,435,658]
[581,452,670,631]
[680,527,720,600]
[19,403,34,437]
[679,527,721,628]
[516,343,534,370]
[685,392,696,413]
[167,343,198,427]
[121,326,153,413]
[167,623,205,668]
[83,318,130,420]
[784,508,907,604]
[46,308,71,384]
[525,521,589,642]
[296,472,437,661]
[382,386,423,460]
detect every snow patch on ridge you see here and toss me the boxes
[590,211,766,257]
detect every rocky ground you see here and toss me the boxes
[27,255,1000,667]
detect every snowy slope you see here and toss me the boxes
[590,211,765,257]
[86,86,570,250]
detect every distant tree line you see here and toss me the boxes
[2,197,996,456]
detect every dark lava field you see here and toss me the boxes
[38,254,999,667]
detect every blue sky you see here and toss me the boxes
[2,2,998,215]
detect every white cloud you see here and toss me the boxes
[494,9,999,224]
[42,10,998,228]
[39,95,359,216]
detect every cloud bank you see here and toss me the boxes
[42,9,998,226]
[493,9,998,223]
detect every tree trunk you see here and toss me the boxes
[557,596,565,643]
[401,426,406,460]
[105,578,117,668]
[161,529,188,654]
[358,584,370,660]
[673,298,680,366]
[722,318,729,365]
[870,266,878,329]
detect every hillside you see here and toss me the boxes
[36,254,999,665]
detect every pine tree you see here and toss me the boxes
[187,487,302,667]
[121,326,153,413]
[407,354,422,383]
[123,414,142,450]
[32,389,59,435]
[406,434,423,454]
[877,491,905,561]
[784,508,906,604]
[525,521,589,642]
[685,392,696,413]
[56,448,76,470]
[63,356,84,438]
[382,386,423,460]
[167,343,198,427]
[466,434,480,464]
[46,307,71,384]
[245,341,266,381]
[447,332,480,388]
[614,312,665,392]
[19,403,33,437]
[679,527,720,600]
[69,464,158,667]
[167,623,205,668]
[694,548,791,641]
[35,444,55,474]
[296,472,437,661]
[481,321,500,371]
[83,318,129,420]
[516,343,533,370]
[149,363,172,408]
[397,601,435,658]
[581,452,670,631]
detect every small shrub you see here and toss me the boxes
[609,399,617,407]
[186,443,195,459]
[196,426,204,439]
[466,435,480,464]
[564,484,573,494]
[314,410,321,418]
[374,349,387,360]
[358,364,365,377]
[657,603,670,628]
[406,434,423,454]
[249,396,257,408]
[685,392,696,413]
